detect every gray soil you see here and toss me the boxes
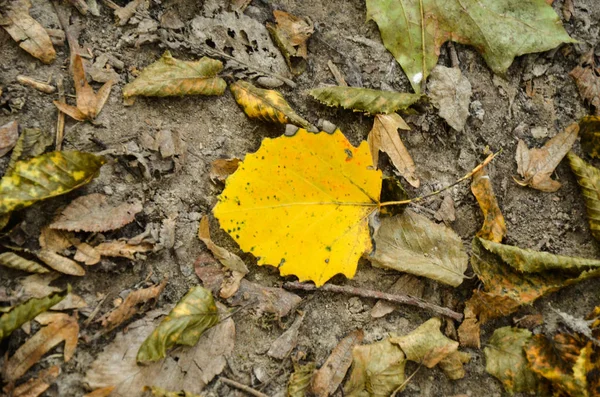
[1,0,599,396]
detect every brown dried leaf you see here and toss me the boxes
[457,305,481,348]
[434,195,456,223]
[39,226,72,253]
[50,193,143,232]
[36,250,85,276]
[311,329,364,397]
[2,312,78,382]
[471,167,506,243]
[20,274,87,311]
[266,10,313,75]
[439,351,471,380]
[367,113,419,187]
[570,50,600,115]
[0,120,19,157]
[12,365,60,397]
[198,216,248,274]
[267,312,304,360]
[370,274,424,319]
[515,123,579,192]
[82,386,115,397]
[73,239,101,265]
[209,158,241,183]
[94,240,154,260]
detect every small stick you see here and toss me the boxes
[100,0,120,10]
[327,60,347,86]
[219,377,270,397]
[448,41,460,68]
[16,75,56,94]
[55,76,66,150]
[284,282,463,321]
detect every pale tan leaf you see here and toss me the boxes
[38,226,72,253]
[428,66,472,131]
[0,252,49,274]
[12,365,60,397]
[0,120,19,157]
[82,386,115,397]
[267,312,304,360]
[198,216,248,274]
[434,194,456,223]
[73,240,101,265]
[20,274,87,311]
[36,250,85,276]
[94,241,154,260]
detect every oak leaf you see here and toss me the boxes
[0,120,19,157]
[367,113,419,187]
[287,362,316,397]
[567,151,600,241]
[471,167,506,243]
[310,86,421,115]
[367,0,574,93]
[230,80,311,128]
[266,10,313,75]
[0,151,106,216]
[123,51,226,99]
[515,123,579,192]
[7,127,53,172]
[570,51,600,115]
[0,252,49,274]
[53,54,114,121]
[579,116,600,159]
[213,129,382,286]
[11,365,60,397]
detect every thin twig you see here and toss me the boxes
[219,377,270,397]
[283,282,463,321]
[55,75,66,150]
[327,60,347,86]
[448,41,460,68]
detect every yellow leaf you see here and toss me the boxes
[471,167,506,243]
[213,129,382,286]
[230,80,312,128]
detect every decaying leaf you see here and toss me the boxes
[311,329,364,397]
[144,386,201,397]
[568,152,600,241]
[370,275,424,319]
[266,10,313,75]
[0,120,19,157]
[39,226,72,253]
[310,86,421,115]
[366,0,574,93]
[434,194,456,224]
[230,80,311,128]
[268,312,305,360]
[85,308,235,396]
[471,167,506,243]
[0,252,49,274]
[11,365,60,397]
[123,51,226,99]
[19,274,87,311]
[0,151,106,216]
[94,240,154,260]
[35,250,85,276]
[137,286,219,363]
[210,158,241,183]
[484,326,540,394]
[50,193,142,232]
[427,66,472,131]
[457,305,481,349]
[2,312,79,382]
[7,127,53,172]
[368,113,419,187]
[570,50,600,115]
[370,209,468,287]
[0,0,56,64]
[514,123,579,192]
[213,129,382,286]
[579,116,600,159]
[198,216,248,274]
[99,279,167,332]
[72,238,101,265]
[288,362,316,397]
[82,386,115,397]
[438,350,471,380]
[0,288,67,341]
[53,54,114,121]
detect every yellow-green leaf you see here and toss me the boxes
[0,151,106,216]
[123,51,226,98]
[137,286,219,363]
[230,80,312,128]
[310,86,421,114]
[213,129,382,287]
[0,287,67,341]
[0,251,49,274]
[287,362,316,397]
[579,116,600,158]
[7,127,54,172]
[567,151,600,241]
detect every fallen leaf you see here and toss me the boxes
[0,0,56,64]
[367,113,419,187]
[39,226,72,253]
[159,9,184,30]
[143,386,201,397]
[7,128,54,172]
[579,116,600,159]
[83,386,115,397]
[457,305,481,349]
[370,274,424,319]
[123,51,226,99]
[94,240,154,260]
[268,312,305,360]
[19,274,87,311]
[288,362,316,397]
[50,193,142,232]
[366,0,574,93]
[2,312,79,382]
[514,123,579,192]
[198,216,248,274]
[11,365,60,397]
[53,54,114,121]
[0,151,106,216]
[0,288,67,341]
[310,86,421,115]
[0,252,49,274]
[213,129,382,286]
[439,350,471,380]
[427,66,472,131]
[570,51,600,115]
[370,209,468,287]
[209,158,241,183]
[434,194,456,223]
[471,167,506,243]
[137,286,219,363]
[484,326,540,394]
[391,318,458,368]
[0,120,19,157]
[568,152,600,241]
[266,10,313,75]
[230,80,312,128]
[344,338,406,397]
[85,308,235,396]
[99,279,167,332]
[35,250,85,276]
[114,0,147,25]
[311,329,364,397]
[72,238,101,265]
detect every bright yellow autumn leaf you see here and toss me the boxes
[213,129,382,286]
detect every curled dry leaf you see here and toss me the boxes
[0,151,106,216]
[0,252,49,274]
[210,158,241,183]
[198,216,248,274]
[370,274,424,319]
[368,113,419,187]
[7,127,54,172]
[570,50,600,115]
[0,120,19,157]
[268,312,305,360]
[72,239,101,265]
[230,80,312,128]
[311,329,364,397]
[471,167,506,243]
[11,365,60,397]
[36,250,85,276]
[288,362,316,397]
[514,123,579,192]
[94,240,154,260]
[2,312,79,382]
[427,66,472,131]
[0,0,56,64]
[310,86,421,115]
[82,386,116,397]
[370,209,468,287]
[567,152,600,241]
[50,193,143,232]
[39,226,72,253]
[53,54,114,121]
[266,10,313,75]
[579,116,600,159]
[123,51,226,99]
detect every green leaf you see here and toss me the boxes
[567,151,600,241]
[137,286,219,363]
[0,151,106,216]
[484,326,540,395]
[370,209,468,286]
[123,51,227,98]
[7,127,54,172]
[0,287,68,341]
[366,0,575,93]
[287,362,316,397]
[309,86,421,114]
[0,251,49,274]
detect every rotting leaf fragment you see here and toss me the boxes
[471,167,506,243]
[266,10,313,75]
